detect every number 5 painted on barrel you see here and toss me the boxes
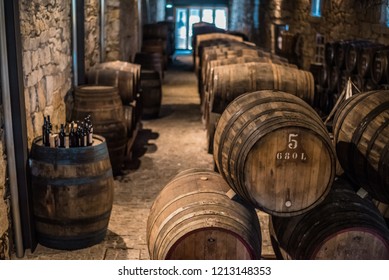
[288,133,298,149]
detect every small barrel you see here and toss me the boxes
[325,42,337,66]
[335,41,350,69]
[73,85,127,175]
[143,22,169,41]
[214,90,336,216]
[134,52,164,80]
[141,39,167,70]
[86,61,141,104]
[147,169,262,260]
[210,62,315,114]
[357,45,384,78]
[30,135,114,250]
[123,105,134,138]
[371,49,389,84]
[140,70,162,119]
[270,177,389,259]
[333,90,389,203]
[329,66,340,92]
[345,40,373,74]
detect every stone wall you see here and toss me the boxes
[85,0,101,71]
[20,0,72,142]
[0,0,143,259]
[258,0,389,69]
[105,0,141,62]
[228,0,256,40]
[148,0,165,23]
[0,98,10,259]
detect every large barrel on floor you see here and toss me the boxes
[213,90,336,216]
[270,177,389,259]
[86,61,141,104]
[30,135,114,250]
[73,86,127,175]
[333,90,389,203]
[210,62,314,114]
[147,169,262,260]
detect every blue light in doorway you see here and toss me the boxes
[166,4,173,9]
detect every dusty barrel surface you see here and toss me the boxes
[147,169,262,260]
[333,90,389,203]
[270,178,389,259]
[210,62,315,114]
[30,135,114,250]
[86,60,141,104]
[73,85,127,175]
[213,90,336,216]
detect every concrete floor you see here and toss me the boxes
[13,53,274,260]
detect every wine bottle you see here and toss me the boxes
[69,121,76,147]
[42,116,47,145]
[58,124,65,148]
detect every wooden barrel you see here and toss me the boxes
[364,79,378,91]
[140,70,162,119]
[371,49,389,84]
[337,71,349,93]
[123,105,134,138]
[318,64,329,88]
[141,39,167,70]
[202,56,269,117]
[30,135,114,250]
[351,74,364,91]
[345,40,373,74]
[86,61,140,104]
[373,199,389,227]
[213,90,336,216]
[143,23,169,41]
[329,66,339,92]
[73,86,127,175]
[333,90,389,203]
[210,62,315,114]
[335,41,349,69]
[204,55,268,96]
[147,169,262,260]
[134,52,164,80]
[357,45,384,78]
[270,177,389,259]
[325,42,337,66]
[206,112,221,154]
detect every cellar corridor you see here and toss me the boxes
[12,53,274,260]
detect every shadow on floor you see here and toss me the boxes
[122,128,159,171]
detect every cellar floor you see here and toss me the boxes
[13,53,275,260]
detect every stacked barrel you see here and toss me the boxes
[130,22,174,120]
[79,60,141,175]
[316,39,387,115]
[192,31,389,259]
[195,35,314,154]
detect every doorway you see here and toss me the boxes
[175,6,228,50]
